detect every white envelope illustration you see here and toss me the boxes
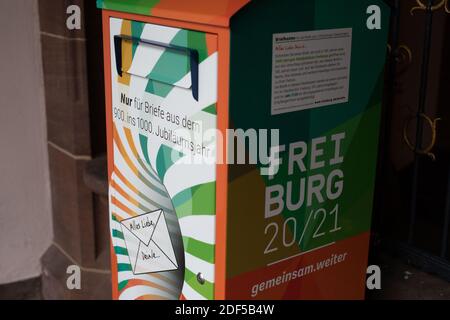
[120,209,178,274]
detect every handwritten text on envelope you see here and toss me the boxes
[120,210,178,274]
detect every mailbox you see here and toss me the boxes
[98,0,390,300]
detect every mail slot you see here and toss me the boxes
[98,0,390,300]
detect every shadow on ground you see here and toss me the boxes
[368,252,450,300]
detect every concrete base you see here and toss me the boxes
[0,277,42,300]
[40,244,112,300]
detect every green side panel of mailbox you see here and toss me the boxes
[225,0,390,298]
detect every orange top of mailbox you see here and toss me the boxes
[97,0,252,27]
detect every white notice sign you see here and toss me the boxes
[271,28,352,115]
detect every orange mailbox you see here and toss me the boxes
[98,0,390,300]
